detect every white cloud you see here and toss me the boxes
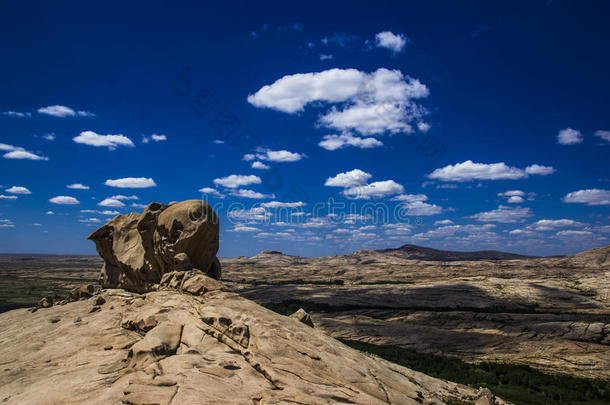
[198,187,224,198]
[6,186,31,194]
[131,203,148,210]
[81,209,120,216]
[318,132,383,150]
[434,219,454,226]
[402,200,442,215]
[2,145,48,160]
[392,194,428,202]
[228,207,270,221]
[46,211,54,215]
[344,180,404,199]
[525,164,555,176]
[213,139,225,144]
[79,218,102,224]
[229,189,275,199]
[247,68,429,136]
[228,225,260,232]
[319,54,334,61]
[325,169,372,187]
[383,223,412,235]
[594,130,610,143]
[557,128,583,145]
[0,219,15,228]
[42,134,56,141]
[244,148,305,162]
[104,177,156,188]
[412,223,496,240]
[428,160,553,182]
[38,105,94,118]
[530,219,586,231]
[470,205,532,223]
[32,223,42,226]
[498,190,525,197]
[0,195,18,200]
[556,230,593,237]
[73,131,134,150]
[67,183,89,190]
[3,111,31,118]
[562,189,610,206]
[260,201,305,208]
[151,134,167,141]
[49,196,80,205]
[507,196,524,203]
[213,174,261,188]
[110,194,139,200]
[252,161,271,170]
[98,198,125,208]
[375,31,409,53]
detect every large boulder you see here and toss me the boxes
[88,200,220,291]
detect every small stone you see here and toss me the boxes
[38,296,53,308]
[91,295,106,306]
[289,308,314,327]
[89,306,101,313]
[73,317,82,323]
[49,317,61,323]
[104,345,113,350]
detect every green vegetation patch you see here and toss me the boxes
[340,339,610,405]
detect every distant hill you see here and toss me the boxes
[374,244,541,261]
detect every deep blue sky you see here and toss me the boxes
[0,0,608,257]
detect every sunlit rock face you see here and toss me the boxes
[88,200,220,291]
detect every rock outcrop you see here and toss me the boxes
[88,200,220,291]
[0,271,509,404]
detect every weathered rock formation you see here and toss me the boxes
[0,271,509,404]
[88,200,220,291]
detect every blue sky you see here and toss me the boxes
[0,0,608,257]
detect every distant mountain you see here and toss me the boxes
[374,244,541,261]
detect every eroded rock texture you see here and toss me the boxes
[88,200,220,291]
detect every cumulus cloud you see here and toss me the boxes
[392,194,427,202]
[529,219,587,231]
[470,205,532,223]
[131,203,148,210]
[434,219,454,226]
[243,148,305,162]
[375,31,409,53]
[81,209,120,216]
[67,183,89,190]
[594,130,610,143]
[0,143,48,160]
[402,201,442,215]
[228,207,270,222]
[151,134,167,141]
[38,105,95,118]
[198,187,224,198]
[3,111,31,118]
[6,186,31,194]
[0,219,15,228]
[428,160,554,182]
[229,225,260,232]
[213,174,261,188]
[325,169,372,187]
[104,177,156,188]
[73,131,134,150]
[412,223,496,241]
[42,134,56,141]
[49,196,80,205]
[318,132,383,150]
[229,189,275,199]
[251,161,271,170]
[110,195,139,200]
[344,180,404,199]
[557,128,583,145]
[525,164,555,176]
[247,68,429,136]
[556,230,593,237]
[98,198,125,207]
[562,189,610,206]
[498,190,525,203]
[0,195,18,200]
[79,218,102,224]
[261,201,305,208]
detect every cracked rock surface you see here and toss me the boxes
[0,273,507,405]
